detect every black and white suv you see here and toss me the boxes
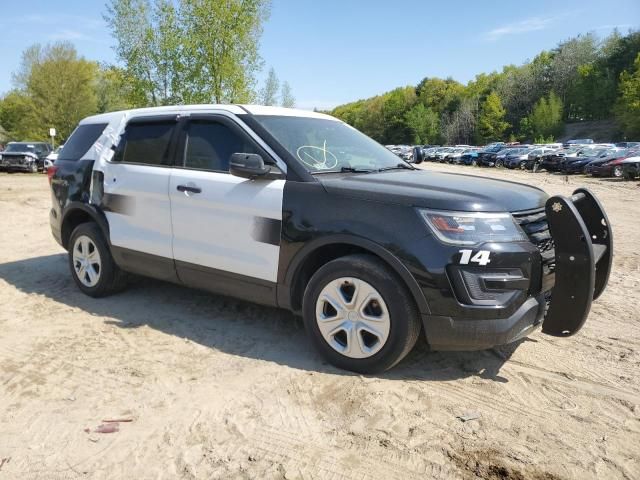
[49,105,613,373]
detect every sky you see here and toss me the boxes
[0,0,638,110]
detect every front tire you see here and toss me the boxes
[68,223,127,297]
[302,254,421,374]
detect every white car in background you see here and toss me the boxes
[44,145,64,172]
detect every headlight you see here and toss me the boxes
[418,209,527,245]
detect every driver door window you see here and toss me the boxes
[183,120,259,172]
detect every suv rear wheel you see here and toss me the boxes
[68,223,127,297]
[302,254,421,374]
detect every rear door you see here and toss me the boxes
[101,116,177,265]
[168,115,285,288]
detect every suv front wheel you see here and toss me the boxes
[68,223,127,297]
[302,254,421,374]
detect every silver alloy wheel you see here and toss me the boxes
[315,277,391,359]
[72,235,102,287]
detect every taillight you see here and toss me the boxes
[47,165,58,184]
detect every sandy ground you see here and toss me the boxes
[0,165,638,480]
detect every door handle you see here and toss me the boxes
[177,184,202,194]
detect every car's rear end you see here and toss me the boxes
[49,119,117,248]
[622,157,640,179]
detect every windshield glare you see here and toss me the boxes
[253,115,407,173]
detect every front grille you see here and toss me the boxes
[512,208,556,277]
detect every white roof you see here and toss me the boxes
[80,104,338,125]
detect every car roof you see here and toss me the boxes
[79,104,339,125]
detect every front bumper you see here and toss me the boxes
[421,188,612,349]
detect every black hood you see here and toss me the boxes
[317,170,548,213]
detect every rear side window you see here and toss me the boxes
[58,123,108,161]
[117,121,175,166]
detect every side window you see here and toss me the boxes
[117,121,175,166]
[59,123,108,161]
[183,120,258,172]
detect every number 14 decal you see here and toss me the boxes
[459,249,491,266]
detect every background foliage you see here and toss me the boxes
[331,30,640,144]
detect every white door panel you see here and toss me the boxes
[169,169,284,282]
[103,163,172,258]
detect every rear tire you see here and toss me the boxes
[302,254,421,374]
[68,223,127,297]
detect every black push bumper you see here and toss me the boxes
[541,188,612,336]
[423,188,612,350]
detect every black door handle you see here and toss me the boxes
[177,184,202,194]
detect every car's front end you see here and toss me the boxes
[310,169,612,351]
[504,153,528,169]
[0,151,40,172]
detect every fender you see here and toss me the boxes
[60,202,111,249]
[279,233,431,315]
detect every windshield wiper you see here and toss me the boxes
[312,166,375,174]
[377,163,415,172]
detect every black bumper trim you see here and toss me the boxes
[423,296,545,351]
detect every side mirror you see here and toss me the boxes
[229,153,271,179]
[412,146,424,164]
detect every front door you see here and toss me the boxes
[168,116,285,296]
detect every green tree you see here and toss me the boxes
[181,0,270,103]
[105,0,271,105]
[280,81,295,108]
[1,42,99,141]
[476,92,509,143]
[405,103,439,144]
[0,90,41,140]
[524,92,564,141]
[96,65,135,113]
[260,67,279,105]
[25,42,99,140]
[616,53,640,138]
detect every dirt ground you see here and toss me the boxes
[0,165,638,480]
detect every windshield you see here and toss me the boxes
[5,143,36,153]
[252,115,407,173]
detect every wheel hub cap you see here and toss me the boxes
[72,235,102,287]
[315,277,391,359]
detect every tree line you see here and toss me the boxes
[331,30,640,145]
[0,0,295,143]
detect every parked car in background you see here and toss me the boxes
[460,148,481,165]
[444,147,470,164]
[565,138,594,146]
[477,144,510,167]
[0,141,52,173]
[504,147,536,169]
[614,142,639,148]
[433,147,455,162]
[539,146,588,172]
[588,148,640,177]
[495,146,530,168]
[560,147,620,174]
[44,144,64,172]
[621,155,640,180]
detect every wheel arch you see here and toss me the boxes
[280,234,431,316]
[61,203,110,250]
